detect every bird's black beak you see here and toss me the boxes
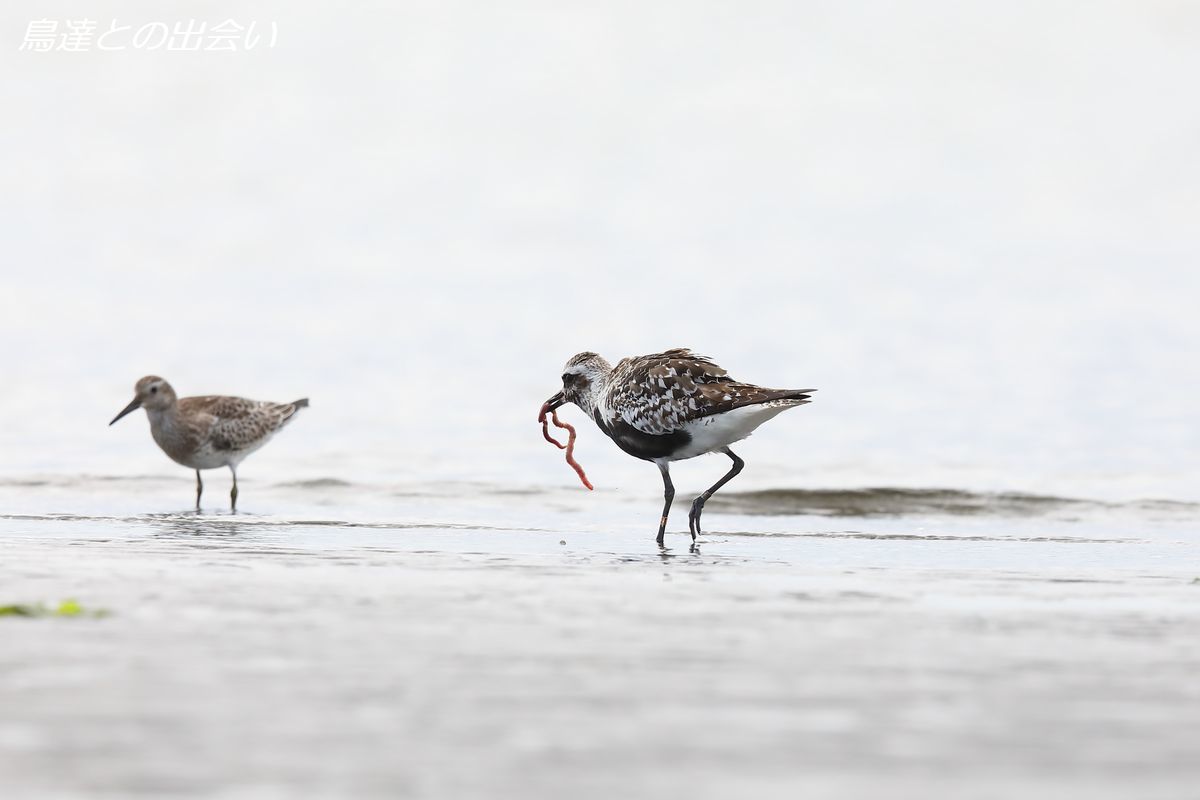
[538,390,566,421]
[109,397,142,426]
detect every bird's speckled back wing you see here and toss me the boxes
[606,348,813,436]
[179,396,303,453]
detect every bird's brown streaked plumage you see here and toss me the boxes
[171,396,308,459]
[110,376,308,510]
[606,348,813,437]
[541,349,814,546]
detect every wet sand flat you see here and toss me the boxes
[2,502,1199,800]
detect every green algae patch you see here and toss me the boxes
[0,600,110,618]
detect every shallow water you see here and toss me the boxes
[3,480,1200,799]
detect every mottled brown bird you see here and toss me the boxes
[540,349,813,545]
[110,376,308,510]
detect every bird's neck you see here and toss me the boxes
[146,404,179,427]
[146,404,187,444]
[149,404,202,462]
[574,373,611,424]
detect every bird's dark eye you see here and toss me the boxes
[561,373,570,384]
[151,386,158,394]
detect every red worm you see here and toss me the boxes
[537,405,594,490]
[540,415,566,450]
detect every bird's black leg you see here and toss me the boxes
[229,466,239,512]
[195,470,203,511]
[656,461,674,546]
[689,447,744,539]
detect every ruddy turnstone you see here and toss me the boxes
[540,349,813,544]
[110,376,309,510]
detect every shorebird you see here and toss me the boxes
[109,376,308,510]
[540,349,813,545]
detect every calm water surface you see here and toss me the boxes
[2,479,1199,799]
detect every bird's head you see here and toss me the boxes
[540,352,612,418]
[110,375,177,425]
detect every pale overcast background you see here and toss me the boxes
[2,1,1197,501]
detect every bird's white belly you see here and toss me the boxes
[181,437,272,470]
[670,404,794,460]
[180,442,231,470]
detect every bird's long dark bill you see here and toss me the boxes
[109,398,142,426]
[538,391,566,421]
